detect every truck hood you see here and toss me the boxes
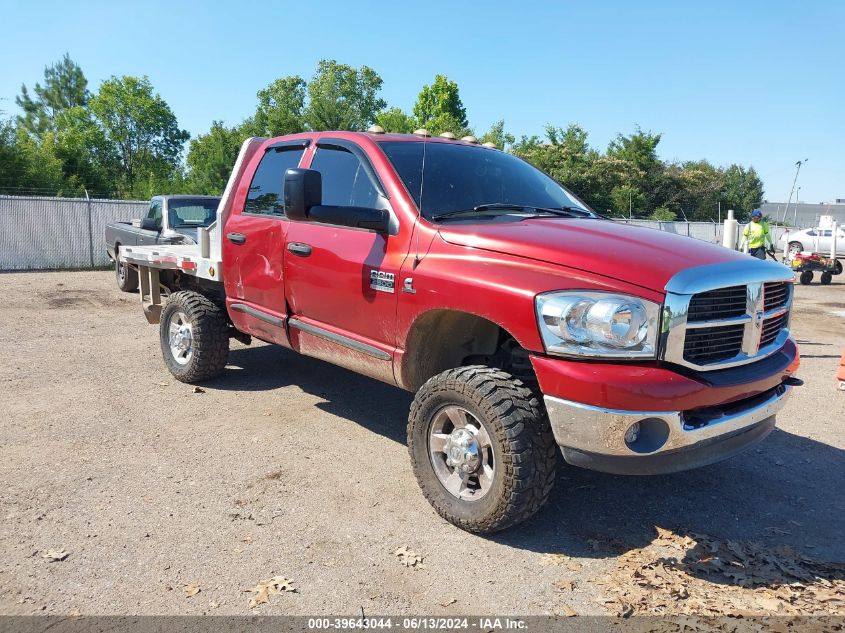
[437,218,750,292]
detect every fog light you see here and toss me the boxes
[624,422,641,445]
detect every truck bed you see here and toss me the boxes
[119,242,221,282]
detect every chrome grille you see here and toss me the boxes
[661,262,794,371]
[687,285,747,322]
[683,324,745,363]
[764,282,789,312]
[761,312,789,348]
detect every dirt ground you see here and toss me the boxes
[0,270,843,617]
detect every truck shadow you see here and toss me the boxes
[216,343,845,579]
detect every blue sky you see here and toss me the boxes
[1,0,842,202]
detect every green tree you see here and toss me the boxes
[661,160,723,221]
[186,120,253,194]
[722,164,763,220]
[375,107,416,133]
[89,75,189,197]
[304,60,386,131]
[0,120,66,195]
[610,184,646,217]
[16,53,89,139]
[650,206,677,221]
[479,120,515,149]
[254,76,305,136]
[513,124,610,210]
[412,74,468,135]
[606,127,666,211]
[52,105,119,196]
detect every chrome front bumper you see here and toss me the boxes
[543,383,793,475]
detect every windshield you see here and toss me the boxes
[167,198,220,229]
[378,141,593,221]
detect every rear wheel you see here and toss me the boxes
[407,366,557,533]
[821,271,833,285]
[834,260,843,275]
[160,291,229,383]
[115,248,138,292]
[799,271,813,285]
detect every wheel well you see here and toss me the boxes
[399,310,536,392]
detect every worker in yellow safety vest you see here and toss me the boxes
[740,209,773,260]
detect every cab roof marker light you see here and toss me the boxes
[367,125,385,134]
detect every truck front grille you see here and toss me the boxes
[764,282,789,312]
[662,267,794,371]
[683,324,745,363]
[687,285,747,321]
[761,312,789,348]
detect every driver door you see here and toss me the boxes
[284,140,406,384]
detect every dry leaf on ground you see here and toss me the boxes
[246,575,297,608]
[540,553,583,572]
[553,580,576,592]
[394,546,425,569]
[41,549,69,562]
[183,583,200,597]
[598,528,845,616]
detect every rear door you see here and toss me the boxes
[818,229,833,253]
[283,139,405,383]
[222,140,308,346]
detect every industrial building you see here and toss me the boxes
[761,200,845,228]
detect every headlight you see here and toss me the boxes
[536,291,660,358]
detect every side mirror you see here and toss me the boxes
[141,217,159,231]
[284,168,322,221]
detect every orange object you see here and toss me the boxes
[838,347,845,392]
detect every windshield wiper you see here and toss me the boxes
[431,203,591,221]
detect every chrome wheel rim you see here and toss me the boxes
[168,310,193,365]
[428,405,495,501]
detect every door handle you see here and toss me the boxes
[287,242,312,257]
[227,232,246,245]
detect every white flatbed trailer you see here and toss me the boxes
[117,137,263,323]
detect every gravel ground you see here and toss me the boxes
[0,270,843,616]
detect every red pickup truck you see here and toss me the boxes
[117,130,800,533]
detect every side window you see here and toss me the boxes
[310,146,379,209]
[244,146,305,216]
[147,199,163,227]
[807,229,817,236]
[822,230,832,237]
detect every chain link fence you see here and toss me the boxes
[1,196,793,271]
[616,219,790,250]
[0,195,149,270]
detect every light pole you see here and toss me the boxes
[782,159,808,226]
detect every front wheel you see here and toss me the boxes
[160,291,229,383]
[407,366,558,533]
[799,271,813,285]
[821,271,833,285]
